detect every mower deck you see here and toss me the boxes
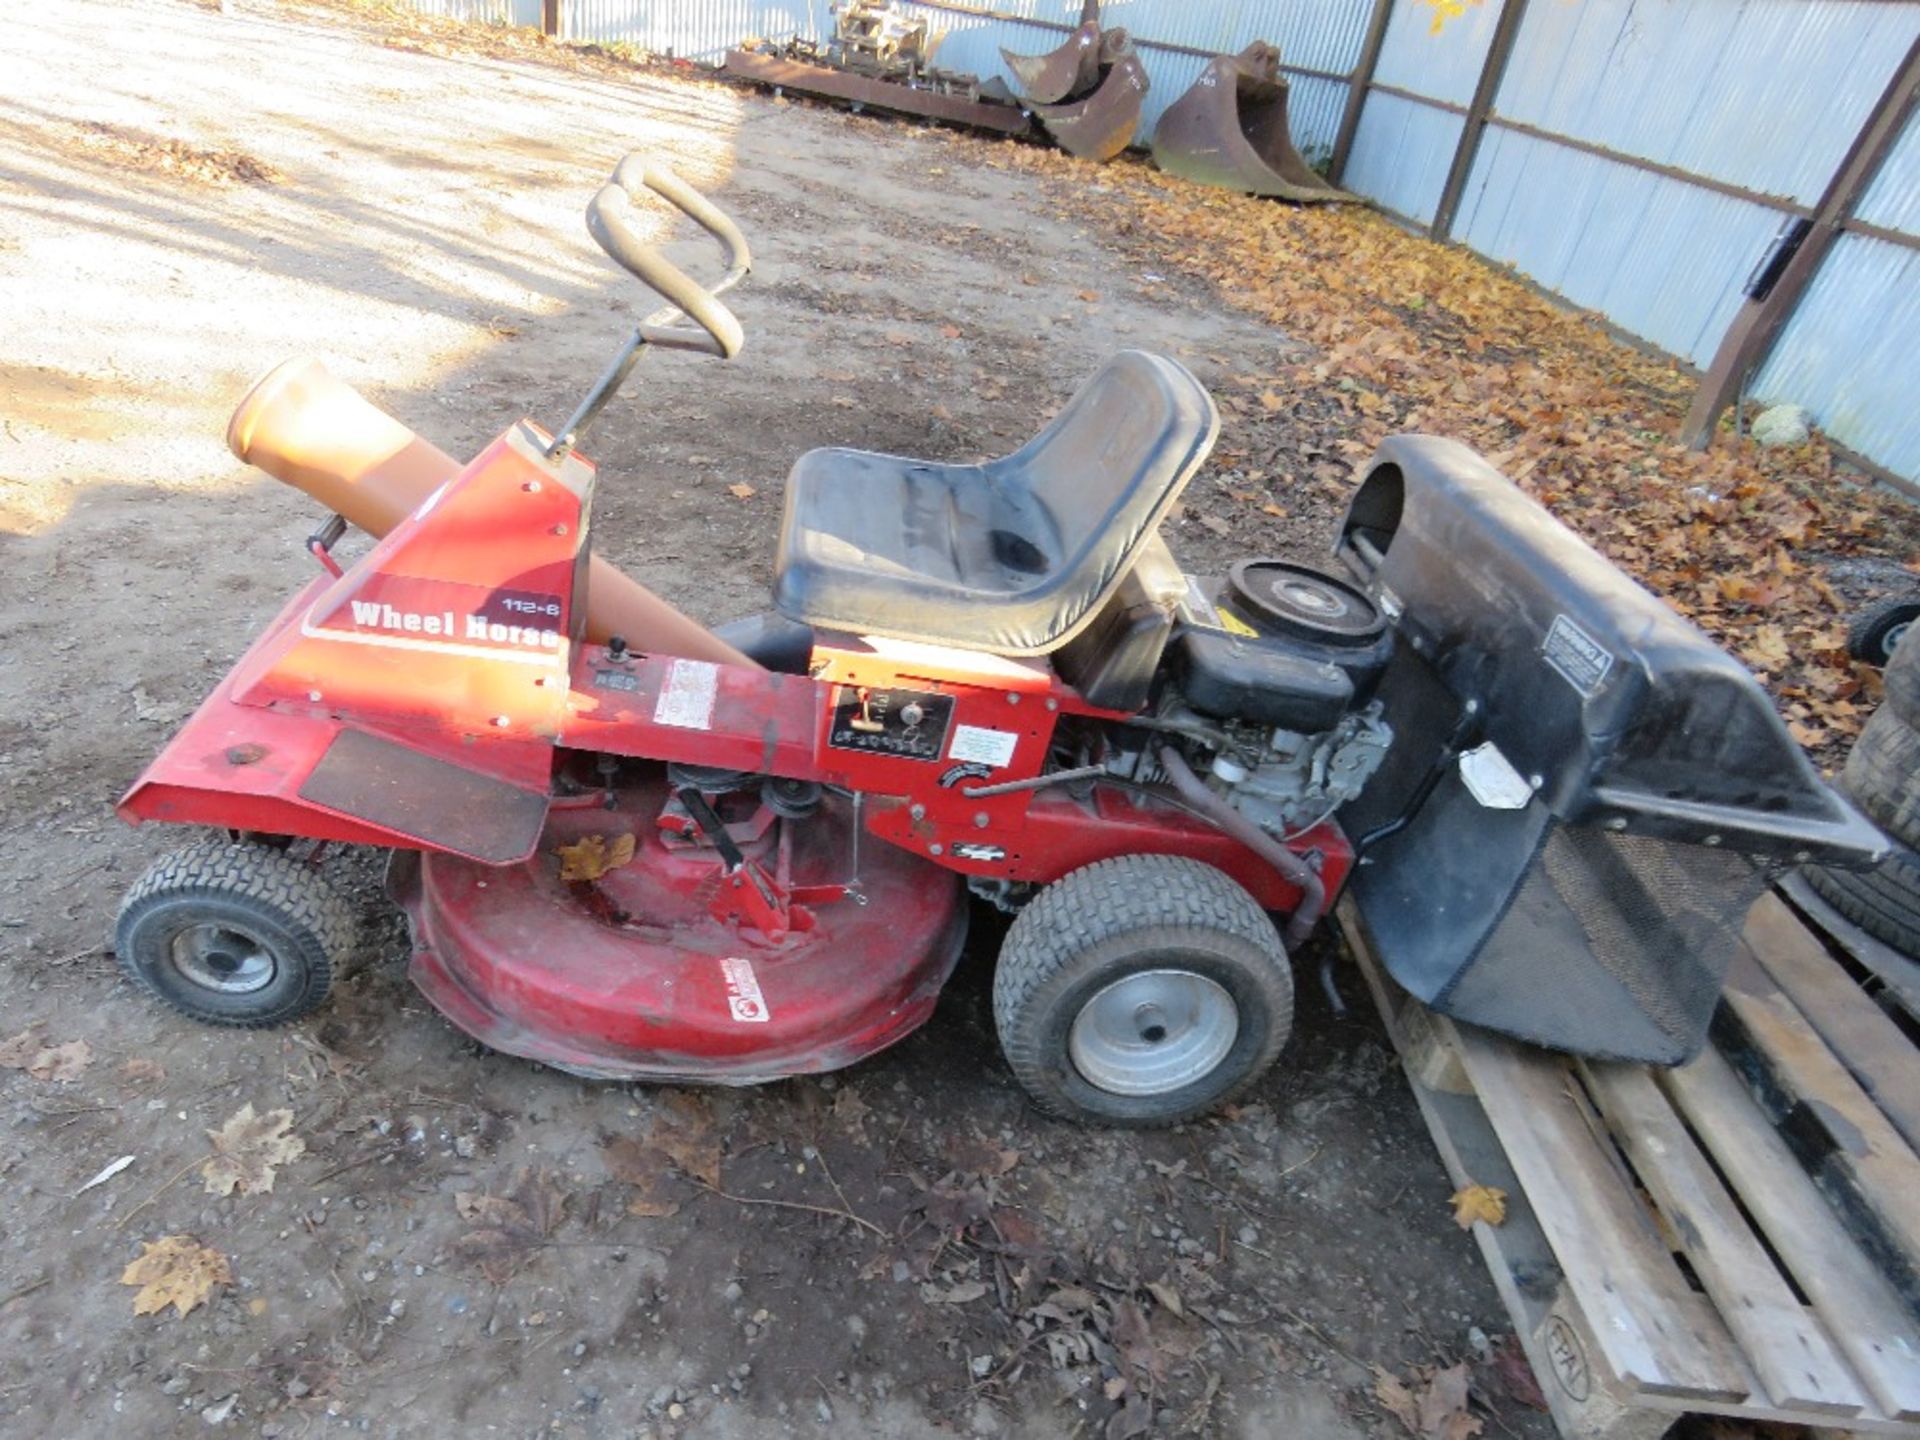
[390,775,969,1082]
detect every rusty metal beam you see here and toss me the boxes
[721,48,1031,133]
[1430,0,1530,240]
[541,0,558,37]
[1680,35,1920,449]
[1354,87,1920,257]
[1329,0,1395,184]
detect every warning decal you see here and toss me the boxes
[654,658,719,730]
[720,956,770,1024]
[948,724,1019,770]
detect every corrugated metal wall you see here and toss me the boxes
[406,0,1920,483]
[1440,1,1920,367]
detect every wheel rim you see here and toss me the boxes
[1068,968,1239,1097]
[167,922,278,995]
[1881,619,1911,663]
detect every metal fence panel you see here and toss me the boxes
[1343,88,1463,226]
[1755,231,1920,481]
[1857,100,1920,233]
[1459,123,1782,365]
[1497,0,1920,210]
[410,0,531,24]
[562,1,826,56]
[1369,0,1502,107]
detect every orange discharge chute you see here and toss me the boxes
[226,358,758,670]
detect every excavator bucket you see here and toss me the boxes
[1032,32,1148,163]
[1000,0,1101,106]
[1151,43,1351,202]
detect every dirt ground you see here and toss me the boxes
[0,2,1706,1437]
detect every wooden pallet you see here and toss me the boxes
[1336,891,1920,1440]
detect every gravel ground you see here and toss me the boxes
[0,2,1569,1436]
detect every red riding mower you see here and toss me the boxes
[114,157,1882,1125]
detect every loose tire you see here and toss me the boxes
[1880,612,1920,729]
[1837,705,1920,845]
[115,836,354,1027]
[992,855,1293,1127]
[1803,696,1920,958]
[1847,596,1920,670]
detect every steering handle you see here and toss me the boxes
[586,154,750,358]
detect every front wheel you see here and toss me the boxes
[992,855,1293,1126]
[115,837,355,1027]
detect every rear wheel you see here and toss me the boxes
[992,855,1292,1126]
[115,837,354,1027]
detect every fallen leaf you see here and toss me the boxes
[727,482,756,500]
[1076,289,1100,303]
[1417,1363,1481,1439]
[1374,1367,1420,1432]
[555,832,637,883]
[1104,1393,1152,1440]
[920,1279,989,1304]
[0,1028,41,1067]
[1449,1183,1507,1229]
[27,1039,90,1082]
[830,1087,871,1141]
[1145,1280,1183,1317]
[455,1192,529,1228]
[602,1135,682,1219]
[0,1028,92,1082]
[121,1235,231,1317]
[451,1168,570,1283]
[1487,1333,1547,1410]
[945,1132,1020,1179]
[120,1058,166,1087]
[939,323,961,339]
[646,1099,722,1189]
[201,1104,304,1196]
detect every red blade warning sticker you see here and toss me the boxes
[720,956,770,1023]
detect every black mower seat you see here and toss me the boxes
[771,350,1219,656]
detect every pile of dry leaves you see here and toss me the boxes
[985,145,1920,769]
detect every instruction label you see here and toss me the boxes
[719,957,770,1024]
[948,725,1019,770]
[653,659,719,730]
[1542,614,1614,698]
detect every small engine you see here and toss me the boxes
[1168,557,1397,836]
[1210,703,1393,835]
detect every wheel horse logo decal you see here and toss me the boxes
[720,956,771,1023]
[304,577,568,664]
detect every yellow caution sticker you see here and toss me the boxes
[1215,607,1259,638]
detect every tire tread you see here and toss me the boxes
[993,854,1290,1126]
[115,836,353,1027]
